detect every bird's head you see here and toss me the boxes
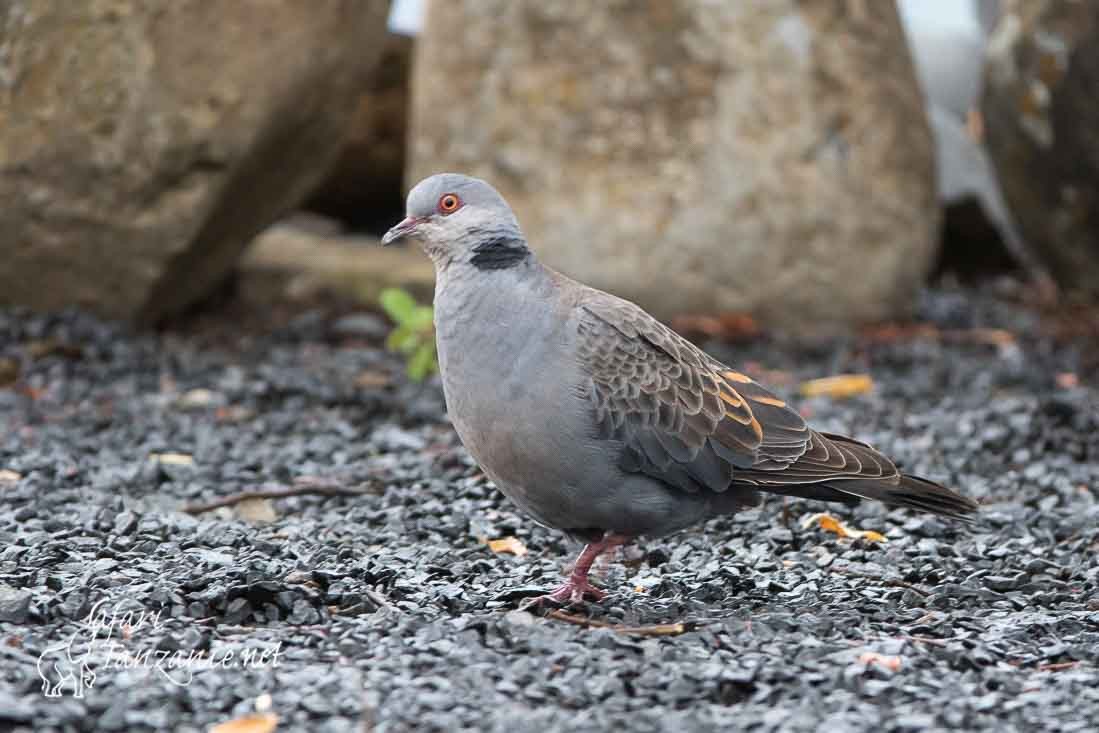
[382,173,531,270]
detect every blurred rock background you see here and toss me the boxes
[0,0,391,323]
[982,0,1099,297]
[1,0,1094,331]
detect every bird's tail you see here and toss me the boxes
[761,474,979,522]
[824,474,979,522]
[747,431,979,521]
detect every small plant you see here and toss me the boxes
[379,287,437,382]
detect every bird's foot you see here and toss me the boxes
[519,578,606,610]
[547,577,606,604]
[516,532,630,610]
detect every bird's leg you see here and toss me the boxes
[533,532,630,606]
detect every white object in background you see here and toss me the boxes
[898,0,989,119]
[388,0,424,36]
[898,0,996,206]
[900,0,1053,291]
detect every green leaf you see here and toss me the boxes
[385,325,416,352]
[379,288,417,323]
[407,343,437,382]
[379,288,437,380]
[407,306,434,333]
[384,325,403,352]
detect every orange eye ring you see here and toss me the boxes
[438,193,461,215]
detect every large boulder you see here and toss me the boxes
[0,0,390,323]
[983,0,1099,297]
[409,0,938,330]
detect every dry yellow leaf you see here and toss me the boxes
[0,356,19,386]
[354,370,392,389]
[235,498,278,524]
[208,713,278,733]
[176,388,220,409]
[150,452,194,466]
[858,651,902,672]
[1056,372,1079,389]
[799,374,874,399]
[801,513,887,542]
[0,469,21,484]
[486,536,528,557]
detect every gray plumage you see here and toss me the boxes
[383,173,978,601]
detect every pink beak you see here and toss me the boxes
[381,216,422,246]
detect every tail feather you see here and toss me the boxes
[739,431,979,521]
[825,474,979,522]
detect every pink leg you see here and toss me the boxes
[527,532,630,606]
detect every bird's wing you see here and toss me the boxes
[575,293,899,495]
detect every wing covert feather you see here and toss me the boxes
[576,293,832,494]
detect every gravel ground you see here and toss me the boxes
[1,287,1097,733]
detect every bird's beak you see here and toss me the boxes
[381,216,422,246]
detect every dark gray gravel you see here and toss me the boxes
[1,288,1097,732]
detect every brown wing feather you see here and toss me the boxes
[575,291,978,520]
[577,293,814,493]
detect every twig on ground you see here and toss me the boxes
[545,609,693,636]
[364,589,395,613]
[827,565,931,597]
[859,633,951,649]
[182,479,376,515]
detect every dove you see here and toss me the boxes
[382,173,978,605]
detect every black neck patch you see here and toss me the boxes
[469,235,530,270]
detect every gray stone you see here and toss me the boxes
[983,0,1099,296]
[0,0,390,323]
[408,0,938,331]
[0,584,31,623]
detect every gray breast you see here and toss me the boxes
[433,266,609,530]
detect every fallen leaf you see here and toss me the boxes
[671,313,760,341]
[858,651,902,672]
[799,374,874,399]
[861,324,1019,352]
[215,405,255,423]
[176,388,223,409]
[0,357,19,387]
[957,328,1016,347]
[801,513,887,543]
[234,498,278,524]
[1056,373,1079,389]
[632,576,662,594]
[208,713,279,733]
[25,339,84,360]
[149,452,194,466]
[17,385,44,401]
[860,323,940,344]
[354,370,392,389]
[485,537,528,557]
[0,469,21,484]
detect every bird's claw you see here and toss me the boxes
[519,579,606,611]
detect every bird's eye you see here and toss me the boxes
[438,193,461,215]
